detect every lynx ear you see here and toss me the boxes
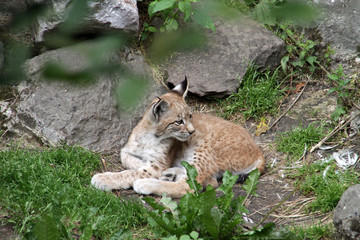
[171,76,189,99]
[152,98,169,121]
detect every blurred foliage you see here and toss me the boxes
[0,0,318,109]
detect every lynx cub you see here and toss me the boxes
[91,78,265,198]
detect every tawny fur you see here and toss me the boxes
[91,79,265,198]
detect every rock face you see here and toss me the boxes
[166,18,286,97]
[15,43,165,153]
[316,0,360,66]
[333,184,360,240]
[30,0,139,42]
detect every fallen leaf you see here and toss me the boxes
[255,117,269,136]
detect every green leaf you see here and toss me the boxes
[165,18,179,31]
[179,1,192,21]
[218,171,238,195]
[327,73,339,81]
[281,55,289,72]
[192,9,216,32]
[152,0,177,14]
[148,1,157,16]
[253,1,276,26]
[32,215,60,240]
[179,235,191,240]
[306,56,317,66]
[143,197,166,212]
[182,161,202,195]
[292,60,305,68]
[189,231,199,240]
[148,26,158,32]
[160,194,179,218]
[241,169,260,197]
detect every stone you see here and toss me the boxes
[333,184,360,240]
[30,0,139,42]
[166,18,286,97]
[315,0,360,67]
[14,43,165,153]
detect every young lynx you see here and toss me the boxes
[91,78,265,198]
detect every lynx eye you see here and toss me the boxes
[189,113,192,119]
[174,119,184,126]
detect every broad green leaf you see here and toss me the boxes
[32,215,60,240]
[152,0,177,14]
[182,161,202,195]
[148,1,157,16]
[179,235,191,240]
[241,169,260,197]
[179,1,192,21]
[189,231,199,240]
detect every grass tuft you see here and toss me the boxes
[276,123,325,161]
[290,160,360,213]
[0,146,147,239]
[221,65,285,120]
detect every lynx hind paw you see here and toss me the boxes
[133,178,159,195]
[159,167,187,182]
[91,172,131,191]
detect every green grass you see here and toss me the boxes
[276,123,326,161]
[290,223,334,240]
[290,160,360,213]
[0,146,147,239]
[221,65,285,120]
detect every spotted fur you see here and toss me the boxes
[91,78,265,198]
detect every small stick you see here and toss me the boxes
[101,158,108,172]
[310,111,360,153]
[269,81,307,130]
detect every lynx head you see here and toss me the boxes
[147,77,195,141]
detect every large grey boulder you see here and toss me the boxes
[333,184,360,240]
[30,0,139,42]
[315,0,360,66]
[166,18,286,97]
[14,43,165,153]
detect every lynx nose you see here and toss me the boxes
[188,129,195,135]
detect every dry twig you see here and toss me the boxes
[310,111,360,152]
[269,81,307,130]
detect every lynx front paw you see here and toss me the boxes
[91,172,131,191]
[159,167,186,182]
[133,178,159,195]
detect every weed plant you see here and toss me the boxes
[0,146,147,239]
[276,123,325,161]
[291,160,360,213]
[222,66,285,120]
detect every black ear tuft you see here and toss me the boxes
[152,98,169,121]
[171,76,189,98]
